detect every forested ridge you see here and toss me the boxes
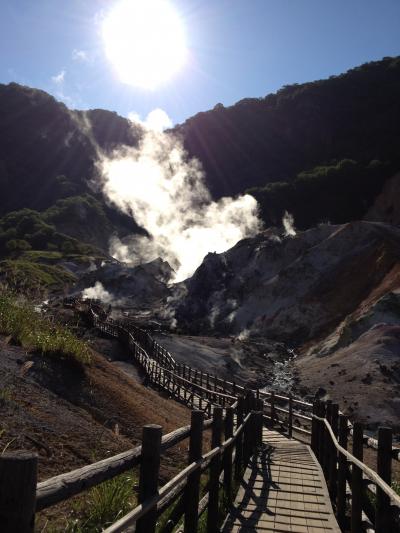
[0,55,399,290]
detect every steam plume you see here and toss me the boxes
[98,118,262,281]
[82,281,113,303]
[283,210,296,237]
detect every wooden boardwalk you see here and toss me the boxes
[222,429,340,533]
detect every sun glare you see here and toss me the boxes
[102,0,187,89]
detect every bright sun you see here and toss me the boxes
[102,0,187,89]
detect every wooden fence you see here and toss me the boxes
[0,394,263,532]
[1,298,400,532]
[312,400,400,532]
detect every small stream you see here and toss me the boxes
[262,346,297,394]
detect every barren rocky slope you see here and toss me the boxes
[174,220,400,427]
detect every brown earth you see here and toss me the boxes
[0,333,191,529]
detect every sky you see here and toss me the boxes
[1,0,400,126]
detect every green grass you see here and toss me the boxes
[0,292,90,364]
[0,259,76,292]
[64,473,136,533]
[21,250,63,262]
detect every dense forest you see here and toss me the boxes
[176,56,400,201]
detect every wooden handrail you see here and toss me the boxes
[103,413,253,533]
[314,414,400,508]
[83,297,400,462]
[36,420,212,511]
[162,367,237,401]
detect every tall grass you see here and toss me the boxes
[0,292,91,364]
[65,473,136,532]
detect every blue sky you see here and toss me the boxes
[1,0,399,125]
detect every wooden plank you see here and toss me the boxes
[222,429,340,533]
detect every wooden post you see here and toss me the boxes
[318,402,326,468]
[248,390,255,413]
[375,427,392,533]
[235,397,244,480]
[207,407,223,533]
[184,411,204,533]
[255,410,263,448]
[329,403,339,499]
[270,391,275,427]
[137,424,162,533]
[0,451,37,533]
[223,407,234,504]
[288,395,293,439]
[337,414,348,529]
[324,400,332,480]
[243,409,257,467]
[311,401,318,455]
[351,422,363,533]
[256,398,264,414]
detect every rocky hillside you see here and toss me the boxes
[174,221,400,427]
[177,221,400,339]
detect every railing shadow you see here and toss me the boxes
[222,443,278,531]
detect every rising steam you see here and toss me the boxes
[98,117,262,281]
[82,281,114,303]
[283,210,296,237]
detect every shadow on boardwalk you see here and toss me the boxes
[222,430,340,533]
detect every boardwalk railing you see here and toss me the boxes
[0,394,262,532]
[311,401,400,533]
[2,297,400,532]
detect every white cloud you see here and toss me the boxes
[128,108,173,132]
[51,70,66,84]
[72,49,89,62]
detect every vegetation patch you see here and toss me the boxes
[64,473,136,532]
[0,208,101,259]
[0,292,91,364]
[248,159,388,229]
[21,250,63,263]
[0,259,76,292]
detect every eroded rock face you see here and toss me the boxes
[176,221,400,345]
[296,324,400,429]
[79,257,174,305]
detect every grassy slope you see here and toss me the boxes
[0,295,191,530]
